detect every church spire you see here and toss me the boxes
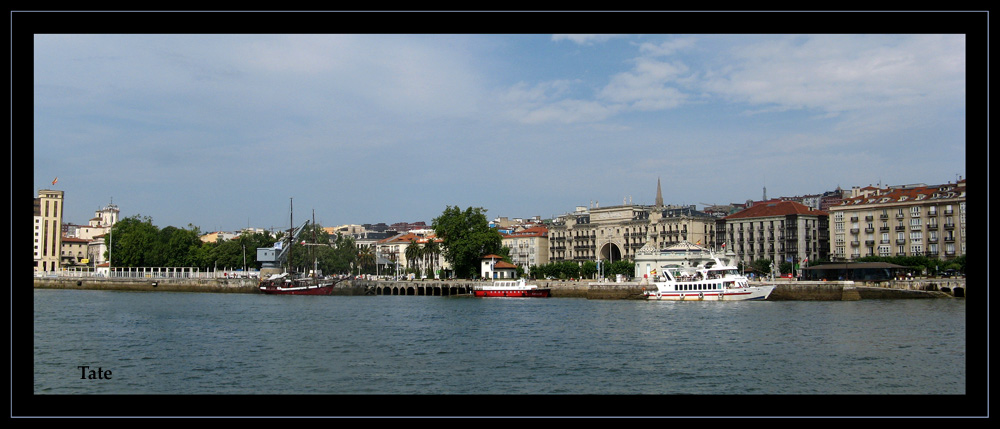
[655,177,664,207]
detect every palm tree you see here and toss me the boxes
[405,238,422,275]
[423,238,440,279]
[357,246,375,274]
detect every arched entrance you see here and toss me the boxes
[599,243,622,263]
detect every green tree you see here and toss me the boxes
[106,215,159,267]
[580,260,598,279]
[287,223,331,274]
[155,225,203,267]
[432,206,503,279]
[605,260,635,278]
[328,233,357,275]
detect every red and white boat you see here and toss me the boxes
[258,273,338,295]
[473,279,550,298]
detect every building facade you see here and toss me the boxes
[719,200,830,272]
[34,189,64,272]
[375,230,449,276]
[827,180,966,262]
[547,181,718,266]
[501,225,549,272]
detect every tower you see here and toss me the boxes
[34,189,64,272]
[655,177,664,207]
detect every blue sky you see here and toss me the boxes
[32,31,968,233]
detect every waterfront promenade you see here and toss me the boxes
[33,275,965,300]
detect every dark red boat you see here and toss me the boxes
[258,273,337,295]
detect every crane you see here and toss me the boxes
[257,220,311,272]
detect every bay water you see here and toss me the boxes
[32,288,966,399]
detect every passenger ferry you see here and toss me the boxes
[473,278,550,298]
[644,260,775,301]
[638,242,774,301]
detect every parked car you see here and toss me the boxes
[940,269,962,278]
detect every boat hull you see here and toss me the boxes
[259,282,336,295]
[644,285,775,301]
[473,288,551,298]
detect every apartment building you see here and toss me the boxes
[501,225,549,272]
[375,230,449,275]
[720,200,829,270]
[828,180,966,261]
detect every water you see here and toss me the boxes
[33,289,966,397]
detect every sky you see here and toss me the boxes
[31,24,970,233]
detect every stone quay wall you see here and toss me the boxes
[34,276,963,300]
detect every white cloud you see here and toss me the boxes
[637,37,696,56]
[551,34,626,45]
[701,34,966,115]
[599,57,690,110]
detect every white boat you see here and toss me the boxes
[641,244,774,301]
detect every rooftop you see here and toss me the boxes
[723,200,826,220]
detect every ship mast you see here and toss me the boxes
[312,208,318,278]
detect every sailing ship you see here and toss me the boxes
[256,199,341,295]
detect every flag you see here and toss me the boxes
[52,177,58,185]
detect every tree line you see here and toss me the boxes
[106,215,360,275]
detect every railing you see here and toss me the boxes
[35,267,260,279]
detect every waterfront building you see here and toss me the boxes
[719,200,830,274]
[375,230,449,276]
[60,236,90,267]
[827,179,966,262]
[481,254,517,279]
[63,201,120,240]
[87,235,109,267]
[34,189,64,272]
[501,225,549,273]
[547,179,717,267]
